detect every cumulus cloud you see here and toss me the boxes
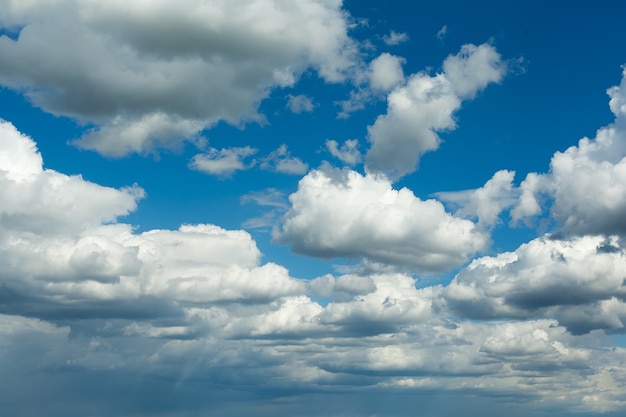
[365,43,506,180]
[335,53,405,119]
[274,167,488,272]
[0,0,359,156]
[437,170,517,227]
[368,53,405,92]
[3,105,626,415]
[286,94,315,114]
[444,234,626,334]
[0,121,304,321]
[0,120,143,236]
[382,31,409,46]
[260,144,309,175]
[325,138,362,165]
[511,68,626,235]
[189,146,257,177]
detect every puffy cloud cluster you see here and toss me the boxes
[0,0,358,156]
[365,43,506,180]
[274,167,488,272]
[0,121,304,321]
[444,234,626,334]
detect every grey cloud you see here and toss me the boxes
[444,235,626,334]
[0,0,359,156]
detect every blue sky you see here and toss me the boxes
[1,1,626,416]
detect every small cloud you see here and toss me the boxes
[261,144,308,175]
[436,25,448,40]
[326,139,362,166]
[241,188,289,230]
[286,94,315,114]
[241,188,288,209]
[242,211,278,230]
[369,53,405,92]
[335,88,372,119]
[189,146,257,178]
[382,31,409,46]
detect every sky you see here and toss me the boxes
[1,0,626,416]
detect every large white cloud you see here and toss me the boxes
[274,167,488,272]
[0,120,304,320]
[511,68,626,236]
[0,120,142,235]
[443,234,626,334]
[365,43,506,180]
[0,0,358,156]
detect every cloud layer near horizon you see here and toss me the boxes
[2,76,626,413]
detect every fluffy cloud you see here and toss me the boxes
[437,170,517,227]
[368,53,405,92]
[274,167,488,272]
[325,138,362,165]
[0,0,358,156]
[444,234,626,334]
[188,146,257,177]
[286,94,315,114]
[0,121,304,321]
[382,30,409,46]
[260,144,309,175]
[365,43,506,180]
[0,120,142,235]
[442,43,507,99]
[512,68,626,235]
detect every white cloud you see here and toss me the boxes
[443,43,507,99]
[511,68,626,235]
[365,43,506,180]
[0,121,304,317]
[189,146,257,177]
[382,31,409,46]
[325,138,362,165]
[335,87,372,118]
[274,167,488,272]
[286,94,315,114]
[368,53,405,92]
[437,170,517,227]
[443,234,626,334]
[319,274,435,333]
[0,121,143,236]
[260,144,309,175]
[335,53,405,119]
[0,0,359,156]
